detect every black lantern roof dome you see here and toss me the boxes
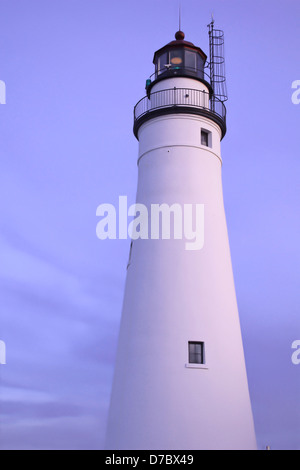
[153,30,207,64]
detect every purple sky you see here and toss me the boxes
[0,0,299,450]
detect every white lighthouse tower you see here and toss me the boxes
[105,23,257,450]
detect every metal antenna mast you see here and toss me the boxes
[179,3,182,31]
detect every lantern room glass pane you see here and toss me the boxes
[196,55,205,78]
[170,49,183,67]
[157,52,168,75]
[185,50,196,72]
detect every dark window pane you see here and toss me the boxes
[201,130,209,146]
[188,342,205,364]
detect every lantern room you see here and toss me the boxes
[147,30,210,94]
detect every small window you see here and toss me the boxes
[201,130,209,147]
[188,341,205,365]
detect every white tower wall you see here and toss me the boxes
[151,76,210,92]
[105,109,257,450]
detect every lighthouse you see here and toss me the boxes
[105,23,257,450]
